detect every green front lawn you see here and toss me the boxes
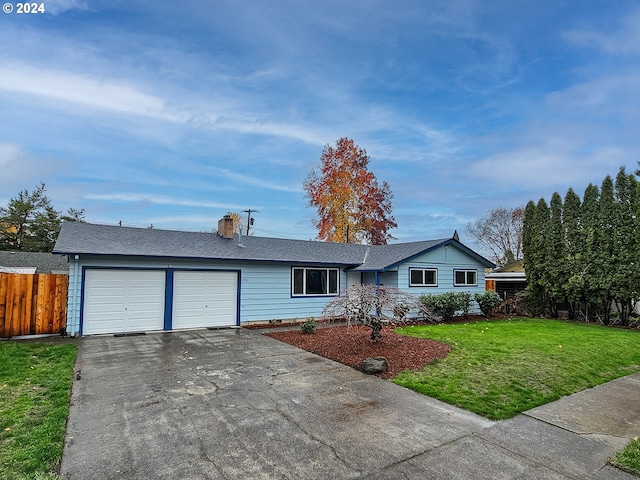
[394,318,640,420]
[0,342,77,480]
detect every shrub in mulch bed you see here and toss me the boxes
[265,324,450,379]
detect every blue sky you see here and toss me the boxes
[1,1,639,248]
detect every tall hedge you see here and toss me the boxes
[522,167,639,325]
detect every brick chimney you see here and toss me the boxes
[217,215,235,239]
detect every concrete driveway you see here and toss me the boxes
[61,329,638,479]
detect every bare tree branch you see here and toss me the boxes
[466,206,524,266]
[321,285,440,341]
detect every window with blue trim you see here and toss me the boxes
[292,267,339,296]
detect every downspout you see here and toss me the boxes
[69,255,81,336]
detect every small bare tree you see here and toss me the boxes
[466,206,524,266]
[322,285,440,341]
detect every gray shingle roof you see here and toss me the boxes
[53,222,368,266]
[0,251,69,273]
[53,222,494,270]
[351,239,450,271]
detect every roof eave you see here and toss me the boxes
[55,251,362,267]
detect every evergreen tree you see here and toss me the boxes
[597,176,616,324]
[0,183,84,252]
[547,192,565,316]
[581,184,600,321]
[26,204,62,252]
[522,168,639,324]
[522,200,541,315]
[635,175,640,317]
[522,201,537,267]
[612,168,639,325]
[563,188,582,319]
[523,199,552,315]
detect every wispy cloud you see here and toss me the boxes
[209,167,303,193]
[564,9,640,55]
[470,141,632,194]
[0,56,331,145]
[86,193,247,211]
[204,118,327,146]
[546,73,640,120]
[1,63,182,121]
[45,0,89,15]
[2,1,639,241]
[0,143,62,192]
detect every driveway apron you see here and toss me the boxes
[60,329,639,480]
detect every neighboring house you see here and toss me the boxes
[485,260,527,300]
[0,251,69,274]
[53,217,495,336]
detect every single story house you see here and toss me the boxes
[0,251,69,274]
[53,217,495,336]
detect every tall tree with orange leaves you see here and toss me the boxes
[304,138,396,245]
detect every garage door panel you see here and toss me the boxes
[83,269,165,335]
[172,271,237,329]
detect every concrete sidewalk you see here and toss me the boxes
[60,329,639,479]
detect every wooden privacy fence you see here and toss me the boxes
[0,273,68,337]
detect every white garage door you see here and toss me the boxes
[83,269,166,335]
[172,271,238,329]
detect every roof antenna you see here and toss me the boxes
[237,225,245,248]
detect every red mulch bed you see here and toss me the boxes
[264,324,450,379]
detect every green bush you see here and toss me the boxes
[300,318,317,334]
[419,292,473,321]
[458,291,473,316]
[474,291,502,317]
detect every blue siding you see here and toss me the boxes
[361,271,398,287]
[397,244,487,313]
[66,257,82,336]
[399,246,486,292]
[65,255,347,334]
[239,262,347,322]
[64,243,489,335]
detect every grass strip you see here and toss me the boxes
[611,436,640,475]
[394,318,640,420]
[0,341,77,480]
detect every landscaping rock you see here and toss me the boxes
[361,356,388,374]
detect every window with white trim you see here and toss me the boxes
[292,267,339,296]
[454,269,477,286]
[409,268,438,287]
